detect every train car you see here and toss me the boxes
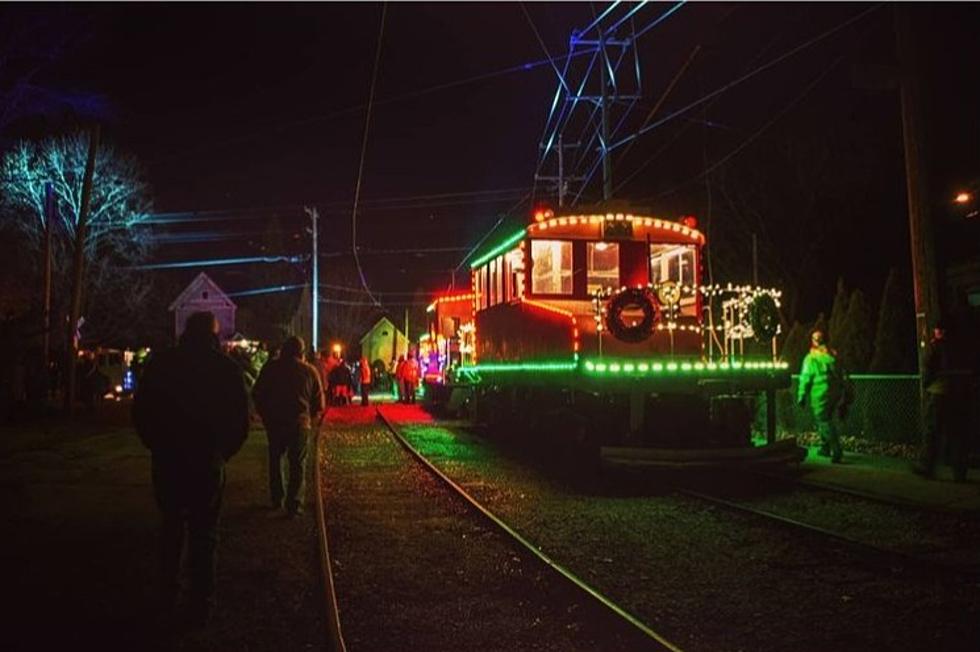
[455,207,804,468]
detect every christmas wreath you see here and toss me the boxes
[748,294,779,341]
[606,288,658,343]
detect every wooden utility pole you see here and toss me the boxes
[895,5,940,352]
[42,182,54,367]
[64,126,101,415]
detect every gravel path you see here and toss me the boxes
[1,415,325,652]
[397,421,980,652]
[687,472,980,568]
[320,407,665,651]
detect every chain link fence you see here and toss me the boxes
[757,375,922,445]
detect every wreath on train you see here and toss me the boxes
[748,293,780,341]
[606,288,659,343]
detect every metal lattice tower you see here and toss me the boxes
[534,2,685,206]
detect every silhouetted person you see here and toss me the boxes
[133,311,249,627]
[797,330,847,463]
[252,335,323,516]
[915,320,972,482]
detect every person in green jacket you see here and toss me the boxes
[797,330,846,463]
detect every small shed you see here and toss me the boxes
[360,316,408,366]
[169,272,237,342]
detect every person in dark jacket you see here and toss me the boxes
[133,311,249,626]
[252,336,324,516]
[915,320,973,482]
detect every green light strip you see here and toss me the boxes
[469,229,527,269]
[465,362,577,373]
[583,359,789,375]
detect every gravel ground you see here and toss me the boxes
[396,420,980,652]
[320,406,664,651]
[686,472,980,568]
[0,405,325,652]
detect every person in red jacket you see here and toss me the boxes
[402,353,420,404]
[359,356,372,406]
[394,355,406,403]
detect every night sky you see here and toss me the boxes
[2,2,978,321]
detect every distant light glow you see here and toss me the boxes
[954,192,972,204]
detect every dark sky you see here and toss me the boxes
[3,2,978,318]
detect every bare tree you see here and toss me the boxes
[0,133,153,345]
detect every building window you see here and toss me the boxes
[531,240,573,295]
[587,242,619,295]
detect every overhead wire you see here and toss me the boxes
[608,3,883,152]
[350,1,387,307]
[655,55,846,198]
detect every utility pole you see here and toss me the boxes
[535,135,583,207]
[599,30,613,201]
[305,206,320,353]
[895,6,940,353]
[65,126,100,415]
[42,182,54,368]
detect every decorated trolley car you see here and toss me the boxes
[436,207,804,468]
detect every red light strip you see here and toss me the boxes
[521,298,579,361]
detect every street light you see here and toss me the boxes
[954,191,972,204]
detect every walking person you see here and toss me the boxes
[797,330,848,464]
[403,353,420,405]
[394,354,406,403]
[133,311,250,627]
[359,356,372,406]
[914,319,973,482]
[252,336,324,516]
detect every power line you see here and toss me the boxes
[656,55,845,198]
[350,3,388,308]
[609,3,883,153]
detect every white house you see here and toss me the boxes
[169,272,237,342]
[359,316,408,366]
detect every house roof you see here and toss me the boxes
[358,316,404,344]
[168,272,236,311]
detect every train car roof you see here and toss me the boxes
[469,212,704,269]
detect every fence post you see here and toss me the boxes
[766,387,776,445]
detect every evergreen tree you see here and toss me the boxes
[837,288,874,372]
[827,277,848,347]
[780,321,809,372]
[870,268,916,372]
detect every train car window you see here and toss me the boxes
[495,255,504,305]
[531,240,573,295]
[587,242,620,294]
[505,248,525,300]
[489,258,498,306]
[649,244,696,287]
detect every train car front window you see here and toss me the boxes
[531,240,573,295]
[587,242,619,294]
[650,244,696,286]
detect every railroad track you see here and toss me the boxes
[313,407,679,652]
[314,417,348,652]
[675,482,980,581]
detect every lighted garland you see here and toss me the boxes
[606,288,659,343]
[748,294,780,341]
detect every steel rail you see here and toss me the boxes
[376,407,683,652]
[676,488,977,580]
[314,418,348,652]
[746,468,977,515]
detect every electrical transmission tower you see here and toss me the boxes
[534,3,649,206]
